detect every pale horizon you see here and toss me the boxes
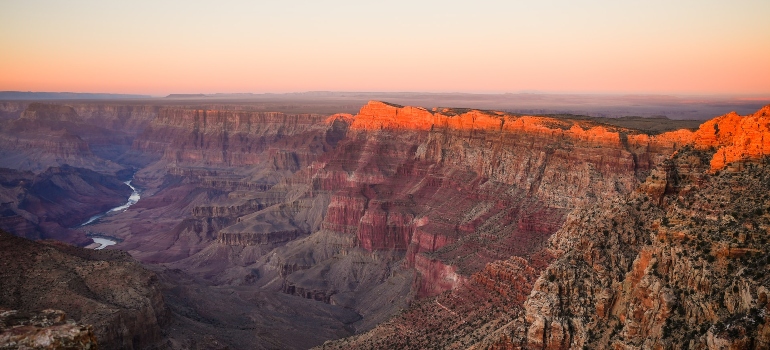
[2,0,769,96]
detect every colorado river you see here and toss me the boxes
[80,179,140,249]
[91,237,118,250]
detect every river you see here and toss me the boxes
[80,179,140,249]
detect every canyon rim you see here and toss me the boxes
[0,95,768,349]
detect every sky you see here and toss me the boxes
[1,0,769,96]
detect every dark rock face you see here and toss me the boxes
[0,102,27,121]
[0,104,118,173]
[0,166,131,245]
[0,309,98,349]
[19,165,132,228]
[0,231,168,349]
[0,102,161,172]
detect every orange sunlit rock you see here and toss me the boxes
[353,101,770,172]
[692,105,770,170]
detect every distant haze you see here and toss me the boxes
[1,1,769,95]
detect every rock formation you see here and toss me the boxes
[0,103,126,173]
[132,108,332,167]
[4,98,770,349]
[0,309,98,349]
[693,105,770,171]
[0,166,131,245]
[320,104,770,349]
[0,230,167,349]
[286,101,689,304]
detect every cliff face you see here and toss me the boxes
[103,100,693,341]
[19,165,132,228]
[133,108,333,167]
[0,103,135,172]
[0,231,168,349]
[71,104,159,136]
[495,107,770,349]
[693,105,770,171]
[503,146,770,349]
[319,104,770,349]
[0,102,27,121]
[305,101,687,300]
[97,110,351,266]
[0,166,131,245]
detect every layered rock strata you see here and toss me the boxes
[133,108,332,167]
[321,104,770,349]
[8,99,770,349]
[296,101,691,302]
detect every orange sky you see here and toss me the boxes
[1,1,769,95]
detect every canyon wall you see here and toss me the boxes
[7,98,770,349]
[500,105,770,349]
[0,102,156,172]
[0,166,131,245]
[322,105,770,349]
[134,101,703,339]
[295,101,690,302]
[133,108,333,167]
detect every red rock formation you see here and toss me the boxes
[693,105,770,170]
[413,254,464,297]
[316,104,770,349]
[10,99,770,349]
[309,101,687,299]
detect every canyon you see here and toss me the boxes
[0,97,768,349]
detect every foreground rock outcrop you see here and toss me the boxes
[0,309,97,349]
[499,146,770,349]
[0,230,167,349]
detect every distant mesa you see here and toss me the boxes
[165,93,207,98]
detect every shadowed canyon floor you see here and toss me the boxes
[1,97,769,349]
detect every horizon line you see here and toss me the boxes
[3,90,770,99]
